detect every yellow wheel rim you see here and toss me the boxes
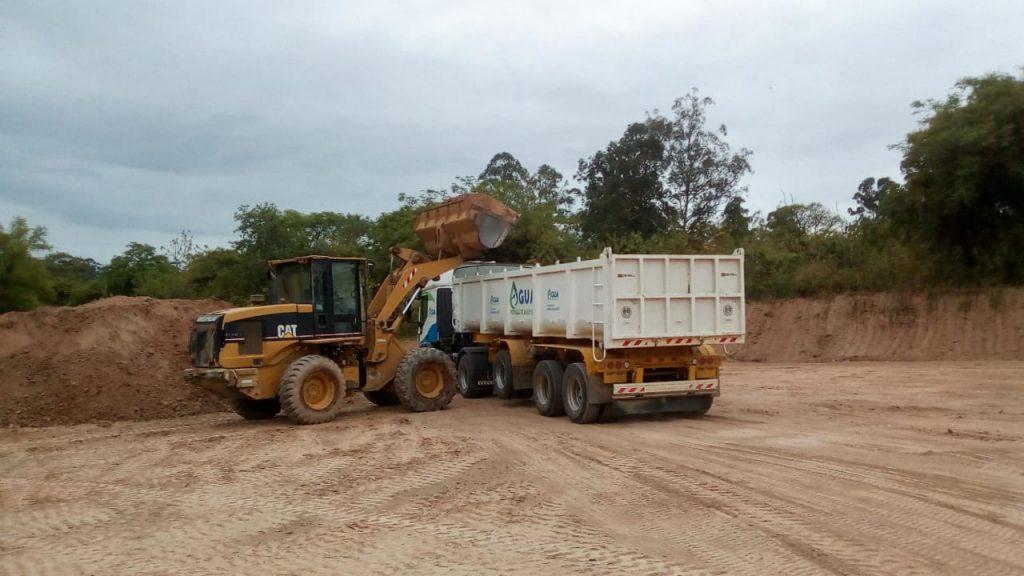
[302,372,337,411]
[415,363,445,399]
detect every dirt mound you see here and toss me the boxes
[0,296,230,427]
[737,289,1024,362]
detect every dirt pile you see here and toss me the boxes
[0,296,230,427]
[738,289,1024,362]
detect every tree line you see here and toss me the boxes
[2,72,1021,313]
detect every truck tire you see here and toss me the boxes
[532,360,565,417]
[278,355,345,425]
[562,362,603,424]
[363,385,401,407]
[394,347,457,412]
[457,353,491,398]
[684,395,714,417]
[492,349,514,400]
[230,398,280,420]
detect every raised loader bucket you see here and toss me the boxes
[414,193,519,259]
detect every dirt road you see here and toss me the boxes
[2,361,1022,575]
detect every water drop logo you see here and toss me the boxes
[509,281,532,310]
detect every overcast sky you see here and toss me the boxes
[2,1,1022,263]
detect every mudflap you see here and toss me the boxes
[512,365,534,390]
[611,394,713,416]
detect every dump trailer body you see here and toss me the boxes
[445,249,745,421]
[453,248,745,349]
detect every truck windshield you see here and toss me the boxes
[270,263,312,304]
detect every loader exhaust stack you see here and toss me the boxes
[414,193,519,259]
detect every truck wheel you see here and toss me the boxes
[492,349,514,400]
[363,385,401,406]
[394,347,457,412]
[457,353,491,398]
[230,398,280,420]
[278,355,345,425]
[532,360,565,417]
[562,362,603,424]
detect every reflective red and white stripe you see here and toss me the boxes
[618,336,738,347]
[402,267,419,288]
[614,380,718,395]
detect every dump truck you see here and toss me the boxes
[184,193,519,424]
[418,249,745,423]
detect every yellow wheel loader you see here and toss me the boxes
[184,194,518,424]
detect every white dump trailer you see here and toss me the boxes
[428,248,745,423]
[454,248,745,349]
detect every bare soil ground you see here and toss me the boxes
[3,361,1021,576]
[0,297,228,427]
[740,288,1024,362]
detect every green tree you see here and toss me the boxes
[231,204,374,294]
[576,119,672,246]
[719,196,753,244]
[45,252,105,305]
[185,248,249,302]
[105,242,185,298]
[849,177,898,220]
[475,153,579,263]
[890,72,1024,281]
[663,89,753,240]
[0,217,53,312]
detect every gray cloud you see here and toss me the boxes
[2,1,1022,261]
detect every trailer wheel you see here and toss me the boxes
[562,362,603,424]
[278,355,345,425]
[683,395,714,417]
[492,349,514,400]
[230,398,280,420]
[394,347,457,412]
[457,353,491,398]
[363,385,401,406]
[532,360,565,417]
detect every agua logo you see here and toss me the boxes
[509,281,533,309]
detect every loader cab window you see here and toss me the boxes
[311,260,362,335]
[270,263,313,304]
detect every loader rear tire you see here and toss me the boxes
[278,355,344,425]
[492,349,514,400]
[532,360,565,417]
[562,362,603,424]
[457,352,491,399]
[363,385,401,407]
[394,347,457,412]
[230,398,280,420]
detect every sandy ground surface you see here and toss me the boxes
[2,361,1022,576]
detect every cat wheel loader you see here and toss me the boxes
[184,194,518,424]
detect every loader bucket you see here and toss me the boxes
[414,193,519,259]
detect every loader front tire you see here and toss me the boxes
[278,355,345,425]
[230,398,280,420]
[363,385,401,406]
[394,347,457,412]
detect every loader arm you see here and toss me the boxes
[362,194,518,391]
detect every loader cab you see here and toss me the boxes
[269,256,367,336]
